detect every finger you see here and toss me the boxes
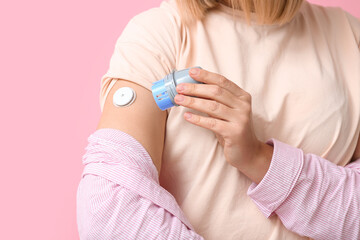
[184,112,227,136]
[174,94,237,121]
[176,83,239,109]
[189,68,249,98]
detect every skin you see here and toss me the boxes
[97,79,167,173]
[97,0,360,185]
[173,68,360,178]
[174,68,273,184]
[353,135,360,161]
[97,68,360,183]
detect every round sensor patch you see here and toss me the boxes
[113,87,136,107]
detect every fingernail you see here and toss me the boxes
[175,95,184,102]
[176,84,185,92]
[184,112,192,119]
[189,68,199,75]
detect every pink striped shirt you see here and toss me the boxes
[77,128,203,239]
[77,128,360,239]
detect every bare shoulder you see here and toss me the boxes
[97,79,167,172]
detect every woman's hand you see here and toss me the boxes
[174,68,273,183]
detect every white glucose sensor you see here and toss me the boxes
[113,87,136,107]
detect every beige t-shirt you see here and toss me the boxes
[100,0,360,239]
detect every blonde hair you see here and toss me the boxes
[175,0,304,25]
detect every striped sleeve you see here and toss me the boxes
[76,128,203,240]
[247,139,360,240]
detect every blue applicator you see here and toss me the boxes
[152,66,202,110]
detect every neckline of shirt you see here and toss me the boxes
[214,1,307,28]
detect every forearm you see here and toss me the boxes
[238,142,273,184]
[77,175,201,239]
[77,129,203,240]
[248,139,360,239]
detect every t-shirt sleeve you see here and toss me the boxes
[99,2,181,110]
[344,11,360,50]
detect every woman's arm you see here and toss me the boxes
[97,79,167,172]
[77,79,203,239]
[247,139,360,240]
[351,133,360,161]
[175,67,360,239]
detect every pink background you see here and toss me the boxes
[0,0,358,239]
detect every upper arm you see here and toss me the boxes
[351,132,360,161]
[97,79,167,172]
[95,6,180,173]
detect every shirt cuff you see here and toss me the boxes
[247,139,304,217]
[81,128,195,230]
